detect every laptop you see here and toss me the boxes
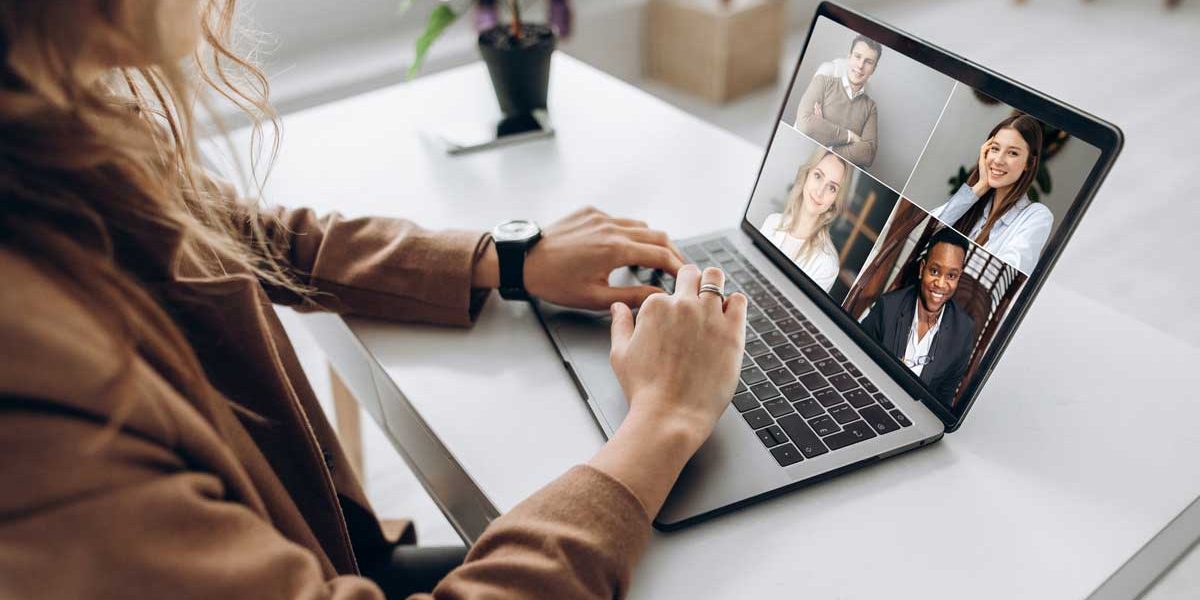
[535,1,1122,530]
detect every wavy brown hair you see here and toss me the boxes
[0,1,296,410]
[955,113,1043,246]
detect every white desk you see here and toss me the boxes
[247,54,1200,598]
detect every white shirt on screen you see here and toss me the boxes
[930,183,1053,274]
[904,298,944,377]
[759,213,840,292]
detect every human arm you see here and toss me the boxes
[988,203,1053,273]
[793,75,846,146]
[929,183,981,228]
[836,103,878,167]
[237,200,682,326]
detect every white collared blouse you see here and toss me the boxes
[929,184,1054,274]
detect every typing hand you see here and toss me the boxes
[524,207,684,309]
[609,266,746,446]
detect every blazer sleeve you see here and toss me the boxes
[794,75,845,146]
[418,465,653,600]
[859,299,886,343]
[254,205,492,326]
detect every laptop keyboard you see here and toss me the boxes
[643,238,913,468]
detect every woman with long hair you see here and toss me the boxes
[759,149,850,292]
[0,1,746,598]
[930,113,1052,274]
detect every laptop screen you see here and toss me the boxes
[742,13,1108,417]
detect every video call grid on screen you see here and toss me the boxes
[744,14,1105,414]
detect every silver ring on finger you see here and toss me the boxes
[698,283,725,300]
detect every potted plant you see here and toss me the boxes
[406,0,573,118]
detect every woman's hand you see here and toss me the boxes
[589,265,747,516]
[972,138,993,198]
[474,206,684,309]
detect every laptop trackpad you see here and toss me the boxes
[538,304,629,437]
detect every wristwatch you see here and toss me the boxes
[491,219,542,300]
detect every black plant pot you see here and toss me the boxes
[478,24,555,118]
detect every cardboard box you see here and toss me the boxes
[644,0,786,103]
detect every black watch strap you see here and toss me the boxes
[496,237,536,300]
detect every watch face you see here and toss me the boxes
[493,220,541,242]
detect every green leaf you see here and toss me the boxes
[408,4,460,80]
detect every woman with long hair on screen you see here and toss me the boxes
[0,1,747,598]
[759,149,850,292]
[930,113,1052,274]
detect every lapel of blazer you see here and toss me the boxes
[155,271,360,576]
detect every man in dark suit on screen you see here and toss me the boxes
[860,227,976,405]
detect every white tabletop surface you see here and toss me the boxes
[243,54,1200,598]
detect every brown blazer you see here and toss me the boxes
[0,203,651,598]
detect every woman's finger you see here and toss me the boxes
[610,217,649,229]
[609,302,635,357]
[616,226,686,263]
[723,291,748,321]
[620,242,684,275]
[674,264,701,297]
[698,267,725,309]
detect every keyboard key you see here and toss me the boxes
[814,358,843,377]
[799,371,829,392]
[758,428,781,448]
[863,381,879,393]
[683,244,707,257]
[816,334,833,348]
[890,409,912,427]
[789,307,805,319]
[702,240,725,252]
[779,382,810,401]
[774,343,801,361]
[766,368,793,386]
[736,381,747,394]
[829,373,858,392]
[766,424,787,444]
[754,353,783,372]
[847,365,863,377]
[731,270,754,285]
[859,405,900,435]
[745,340,770,357]
[794,399,824,418]
[760,330,788,347]
[764,305,789,321]
[801,345,830,361]
[741,353,754,369]
[777,414,829,458]
[786,358,816,376]
[750,381,780,401]
[813,388,843,407]
[824,420,878,450]
[762,398,794,418]
[776,318,803,334]
[741,367,767,386]
[732,392,759,412]
[828,403,859,425]
[742,408,773,429]
[803,322,820,334]
[749,317,774,333]
[830,349,847,362]
[770,443,804,467]
[788,331,816,348]
[745,306,763,321]
[844,388,874,408]
[808,415,841,436]
[756,295,779,309]
[874,393,894,409]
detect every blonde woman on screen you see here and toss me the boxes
[759,150,849,291]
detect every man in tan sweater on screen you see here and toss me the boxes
[795,35,881,168]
